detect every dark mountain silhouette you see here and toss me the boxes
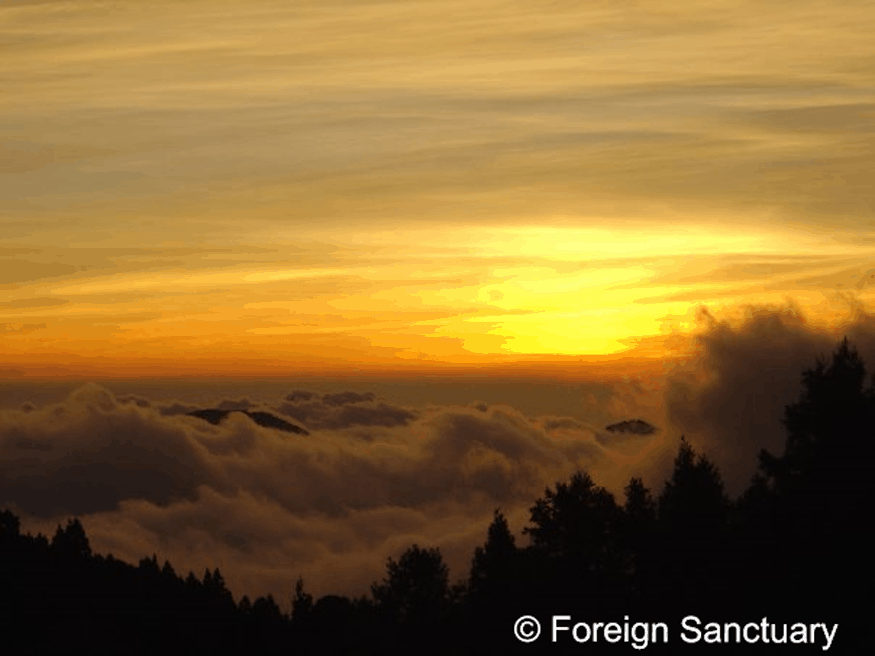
[605,418,656,434]
[187,408,308,435]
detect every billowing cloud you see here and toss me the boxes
[662,300,875,495]
[0,382,660,607]
[0,384,224,516]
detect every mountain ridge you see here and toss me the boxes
[187,408,309,435]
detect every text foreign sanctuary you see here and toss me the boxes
[542,615,838,650]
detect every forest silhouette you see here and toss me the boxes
[1,337,871,654]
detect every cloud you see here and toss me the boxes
[0,384,224,516]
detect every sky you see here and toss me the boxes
[2,0,875,608]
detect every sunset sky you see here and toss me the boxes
[2,0,873,377]
[2,0,874,608]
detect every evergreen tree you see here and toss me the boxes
[371,544,450,629]
[292,576,314,624]
[524,471,623,570]
[523,471,626,614]
[621,477,656,605]
[0,509,20,540]
[51,518,92,559]
[754,336,874,622]
[468,509,517,603]
[656,438,729,610]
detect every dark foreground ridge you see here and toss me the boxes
[2,337,871,654]
[605,418,657,434]
[187,408,309,435]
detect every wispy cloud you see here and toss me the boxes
[1,0,873,370]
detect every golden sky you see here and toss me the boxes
[2,0,874,378]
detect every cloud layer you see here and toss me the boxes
[2,381,657,606]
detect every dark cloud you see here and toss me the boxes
[663,301,875,495]
[604,419,657,435]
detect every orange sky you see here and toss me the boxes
[2,0,874,379]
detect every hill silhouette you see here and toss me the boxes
[187,408,309,435]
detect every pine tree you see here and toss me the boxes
[755,336,874,604]
[469,509,517,602]
[51,518,92,559]
[371,544,450,628]
[292,576,314,623]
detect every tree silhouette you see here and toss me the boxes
[658,437,728,535]
[292,576,314,624]
[523,471,628,616]
[762,336,873,503]
[656,437,729,611]
[161,559,176,579]
[0,509,20,540]
[468,509,517,604]
[525,472,622,562]
[752,336,874,636]
[185,570,201,590]
[139,553,160,575]
[526,472,625,572]
[621,477,657,606]
[252,593,282,618]
[51,518,92,559]
[371,544,449,629]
